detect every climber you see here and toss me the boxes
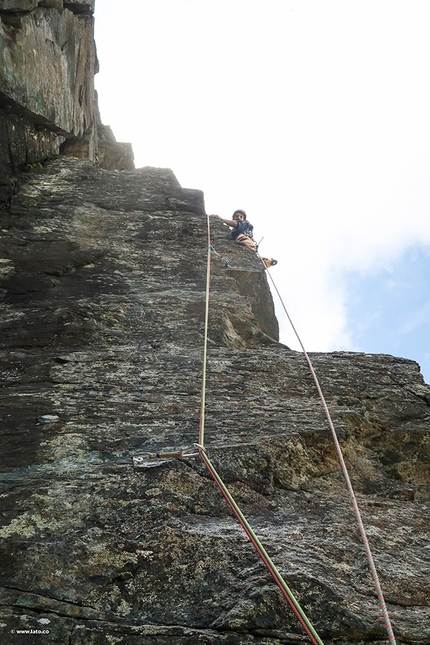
[211,209,256,250]
[210,210,277,268]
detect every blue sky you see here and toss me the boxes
[94,0,430,384]
[342,246,430,381]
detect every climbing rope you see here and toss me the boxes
[199,215,324,645]
[263,264,397,645]
[198,220,212,449]
[197,443,324,644]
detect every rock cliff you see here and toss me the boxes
[0,157,429,644]
[0,0,134,206]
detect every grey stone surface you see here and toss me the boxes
[96,140,135,172]
[0,0,97,194]
[0,157,429,644]
[0,0,134,200]
[0,0,39,10]
[0,6,96,136]
[0,100,64,172]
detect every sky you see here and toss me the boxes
[94,0,430,384]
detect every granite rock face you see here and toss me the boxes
[0,157,429,645]
[0,1,97,171]
[0,0,134,205]
[0,2,96,135]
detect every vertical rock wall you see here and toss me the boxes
[0,0,134,206]
[0,157,429,644]
[0,1,97,170]
[0,3,429,644]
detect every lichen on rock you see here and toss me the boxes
[0,0,134,207]
[0,156,429,644]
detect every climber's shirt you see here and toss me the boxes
[231,219,254,242]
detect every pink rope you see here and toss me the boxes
[264,267,397,645]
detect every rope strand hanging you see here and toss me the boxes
[263,261,397,645]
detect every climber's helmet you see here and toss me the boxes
[233,210,246,220]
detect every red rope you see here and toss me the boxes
[198,446,322,645]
